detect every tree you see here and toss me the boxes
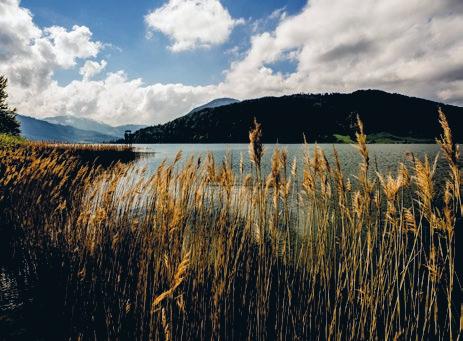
[0,75,20,135]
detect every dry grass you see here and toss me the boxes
[0,112,462,340]
[29,141,134,152]
[1,140,137,166]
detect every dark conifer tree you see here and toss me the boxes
[0,75,20,135]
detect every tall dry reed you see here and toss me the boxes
[0,113,461,340]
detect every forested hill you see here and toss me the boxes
[130,90,463,143]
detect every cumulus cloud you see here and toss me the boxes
[0,0,102,92]
[19,71,221,125]
[43,25,101,67]
[145,0,244,52]
[224,0,463,104]
[0,0,227,125]
[2,0,463,127]
[79,59,107,80]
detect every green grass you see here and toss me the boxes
[333,134,354,143]
[0,134,27,148]
[367,132,434,144]
[333,132,435,144]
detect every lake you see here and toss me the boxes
[132,143,446,180]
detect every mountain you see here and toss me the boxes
[187,98,239,115]
[16,115,116,143]
[129,90,463,144]
[43,115,146,138]
[38,98,234,142]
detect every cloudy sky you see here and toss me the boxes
[1,0,462,126]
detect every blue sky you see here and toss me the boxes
[23,0,306,86]
[2,0,462,125]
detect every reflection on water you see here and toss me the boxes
[0,243,34,339]
[133,143,443,176]
[133,144,454,193]
[0,269,20,313]
[0,143,457,338]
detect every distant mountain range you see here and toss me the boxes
[16,115,146,143]
[16,115,115,143]
[43,115,146,137]
[16,91,463,144]
[16,98,234,143]
[128,90,463,144]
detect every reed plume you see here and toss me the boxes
[0,110,461,340]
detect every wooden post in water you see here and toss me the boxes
[124,130,133,146]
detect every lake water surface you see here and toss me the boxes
[132,143,446,180]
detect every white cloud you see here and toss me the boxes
[18,71,221,125]
[0,0,226,126]
[2,0,463,127]
[269,8,287,21]
[145,0,244,52]
[43,25,101,67]
[79,59,107,80]
[224,0,463,104]
[251,7,287,34]
[0,0,102,92]
[438,81,463,104]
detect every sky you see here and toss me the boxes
[1,0,463,126]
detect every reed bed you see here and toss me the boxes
[29,141,134,152]
[41,143,137,165]
[0,140,137,166]
[0,111,462,340]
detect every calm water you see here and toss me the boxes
[0,143,454,338]
[133,143,444,178]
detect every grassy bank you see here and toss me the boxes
[0,112,462,340]
[0,133,27,148]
